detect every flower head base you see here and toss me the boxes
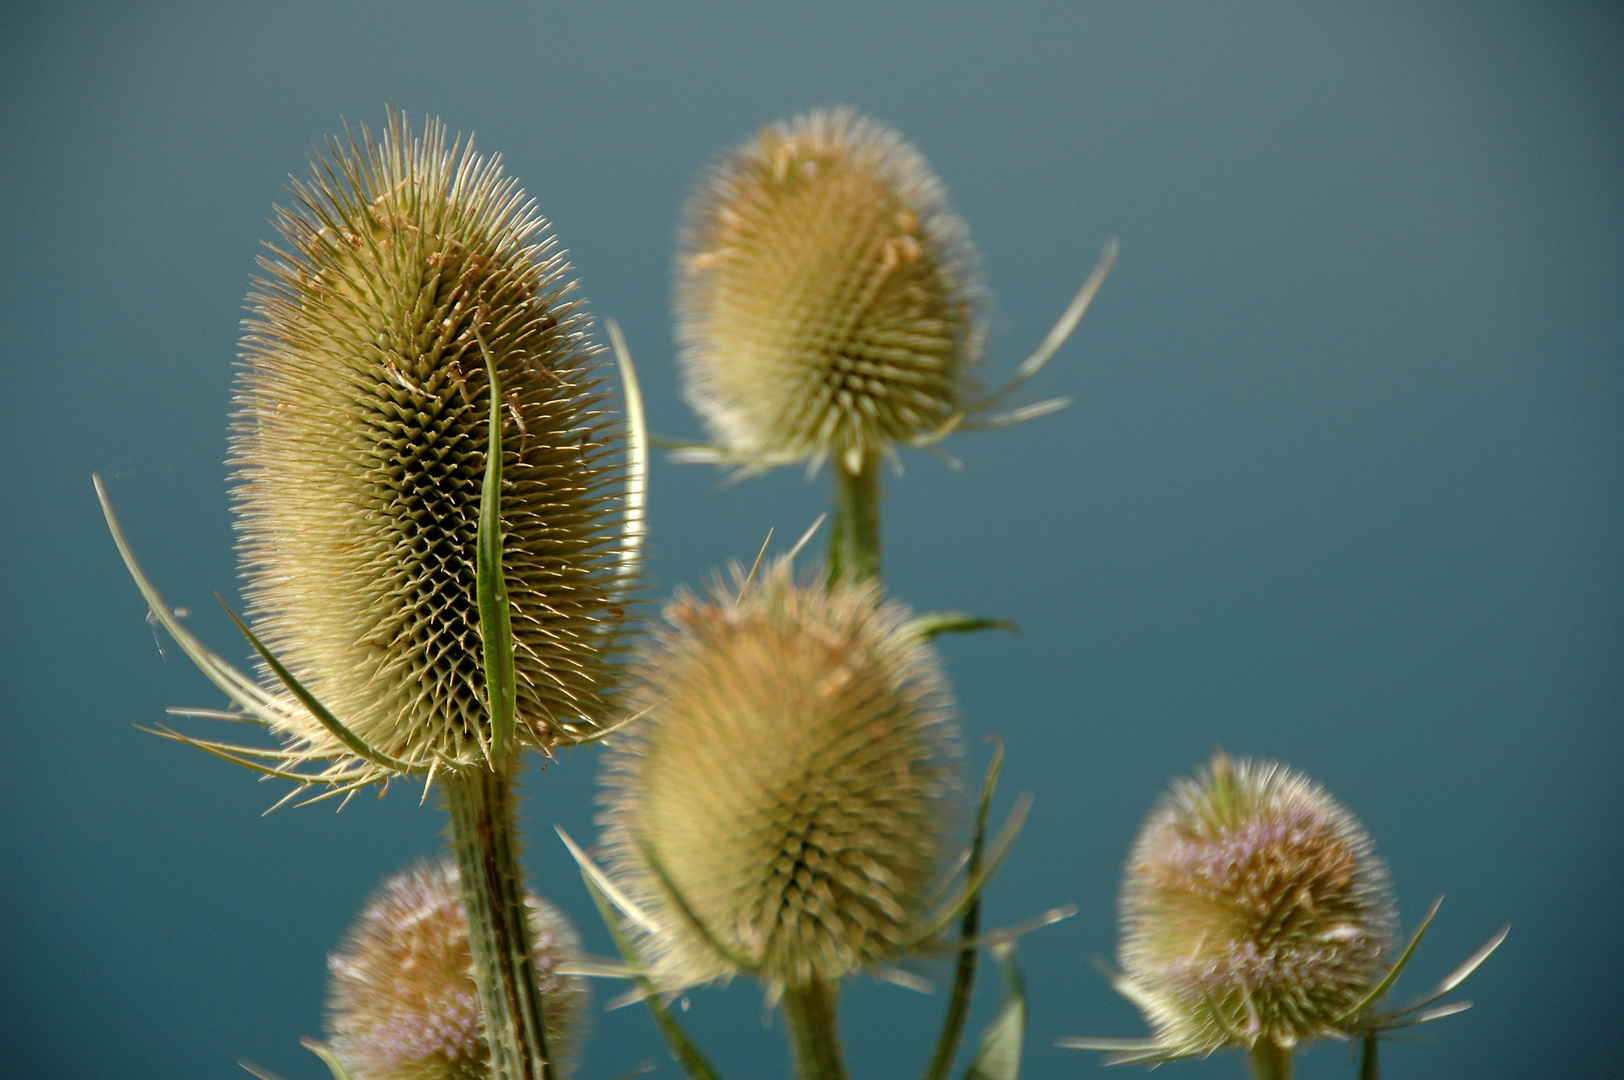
[676,108,982,473]
[1116,755,1394,1059]
[323,857,587,1080]
[231,109,628,781]
[599,557,957,994]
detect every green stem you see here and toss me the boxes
[444,767,553,1080]
[1249,1040,1294,1080]
[922,745,1007,1080]
[1358,1035,1379,1080]
[829,451,882,585]
[782,979,849,1080]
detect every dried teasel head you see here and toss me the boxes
[675,107,983,474]
[223,108,632,785]
[598,557,958,995]
[1115,754,1394,1060]
[320,856,588,1080]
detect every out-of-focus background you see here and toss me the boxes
[2,3,1618,1078]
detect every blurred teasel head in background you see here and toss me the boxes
[598,556,958,995]
[675,107,983,474]
[1114,754,1394,1061]
[319,857,588,1080]
[228,107,631,780]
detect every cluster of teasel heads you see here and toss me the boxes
[99,105,1501,1080]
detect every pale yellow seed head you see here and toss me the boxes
[676,108,982,469]
[1118,754,1395,1056]
[233,110,627,777]
[325,857,587,1080]
[600,558,957,993]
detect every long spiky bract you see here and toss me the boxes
[229,107,629,787]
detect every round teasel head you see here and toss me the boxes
[324,856,588,1080]
[233,109,627,778]
[1118,754,1395,1059]
[600,557,957,993]
[676,107,982,472]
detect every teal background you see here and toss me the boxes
[1,3,1619,1078]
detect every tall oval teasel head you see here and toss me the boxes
[318,856,589,1080]
[675,108,982,474]
[598,558,958,995]
[228,110,631,782]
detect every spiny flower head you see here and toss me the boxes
[676,107,982,473]
[1117,754,1394,1058]
[600,557,957,993]
[232,109,627,782]
[324,857,587,1080]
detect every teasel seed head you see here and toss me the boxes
[600,557,957,994]
[1117,754,1395,1058]
[676,107,982,473]
[324,857,588,1080]
[232,109,627,780]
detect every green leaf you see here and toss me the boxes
[474,328,516,767]
[964,945,1026,1080]
[906,613,1020,642]
[923,740,1005,1080]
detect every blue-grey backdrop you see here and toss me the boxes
[2,3,1619,1079]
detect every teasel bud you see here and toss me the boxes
[221,107,630,783]
[598,557,957,997]
[320,857,588,1080]
[1082,755,1395,1074]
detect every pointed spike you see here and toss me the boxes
[554,826,659,934]
[742,528,774,597]
[785,514,827,563]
